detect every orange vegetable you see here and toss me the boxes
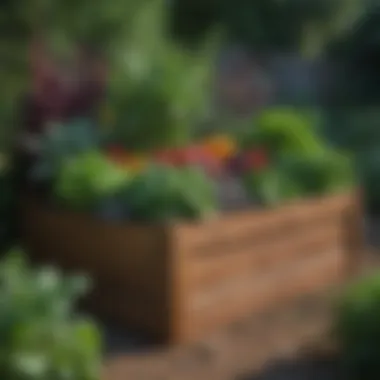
[154,149,180,165]
[124,156,147,172]
[105,147,147,173]
[202,135,237,161]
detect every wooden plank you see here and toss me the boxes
[187,222,343,290]
[22,196,168,282]
[87,286,169,338]
[174,193,353,253]
[185,249,343,340]
[21,195,172,341]
[190,247,343,311]
[21,192,358,344]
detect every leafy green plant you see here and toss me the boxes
[242,167,301,206]
[0,0,154,149]
[278,150,355,196]
[31,119,101,183]
[237,107,327,158]
[238,108,355,204]
[241,152,354,206]
[106,0,219,152]
[119,164,218,221]
[54,150,131,210]
[335,273,380,380]
[0,249,101,380]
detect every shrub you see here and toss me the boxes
[335,273,380,380]
[0,250,102,380]
[324,107,380,213]
[105,0,219,152]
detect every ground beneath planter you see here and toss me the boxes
[250,362,338,380]
[100,218,380,380]
[101,294,339,380]
[239,354,339,380]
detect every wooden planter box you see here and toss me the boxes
[20,192,363,344]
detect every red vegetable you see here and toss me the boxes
[180,146,206,165]
[154,146,224,177]
[106,145,127,156]
[238,148,269,173]
[245,149,268,170]
[154,146,202,166]
[154,149,179,165]
[29,38,108,123]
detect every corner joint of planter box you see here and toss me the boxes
[164,225,190,344]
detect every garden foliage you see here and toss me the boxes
[30,105,354,221]
[170,0,364,55]
[104,0,219,152]
[235,108,354,205]
[335,272,380,379]
[0,0,150,149]
[325,4,380,212]
[0,250,101,380]
[324,108,380,212]
[7,0,355,221]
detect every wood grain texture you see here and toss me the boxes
[20,192,362,344]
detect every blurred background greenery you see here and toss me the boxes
[2,0,380,213]
[169,0,380,213]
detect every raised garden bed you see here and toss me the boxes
[20,191,363,344]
